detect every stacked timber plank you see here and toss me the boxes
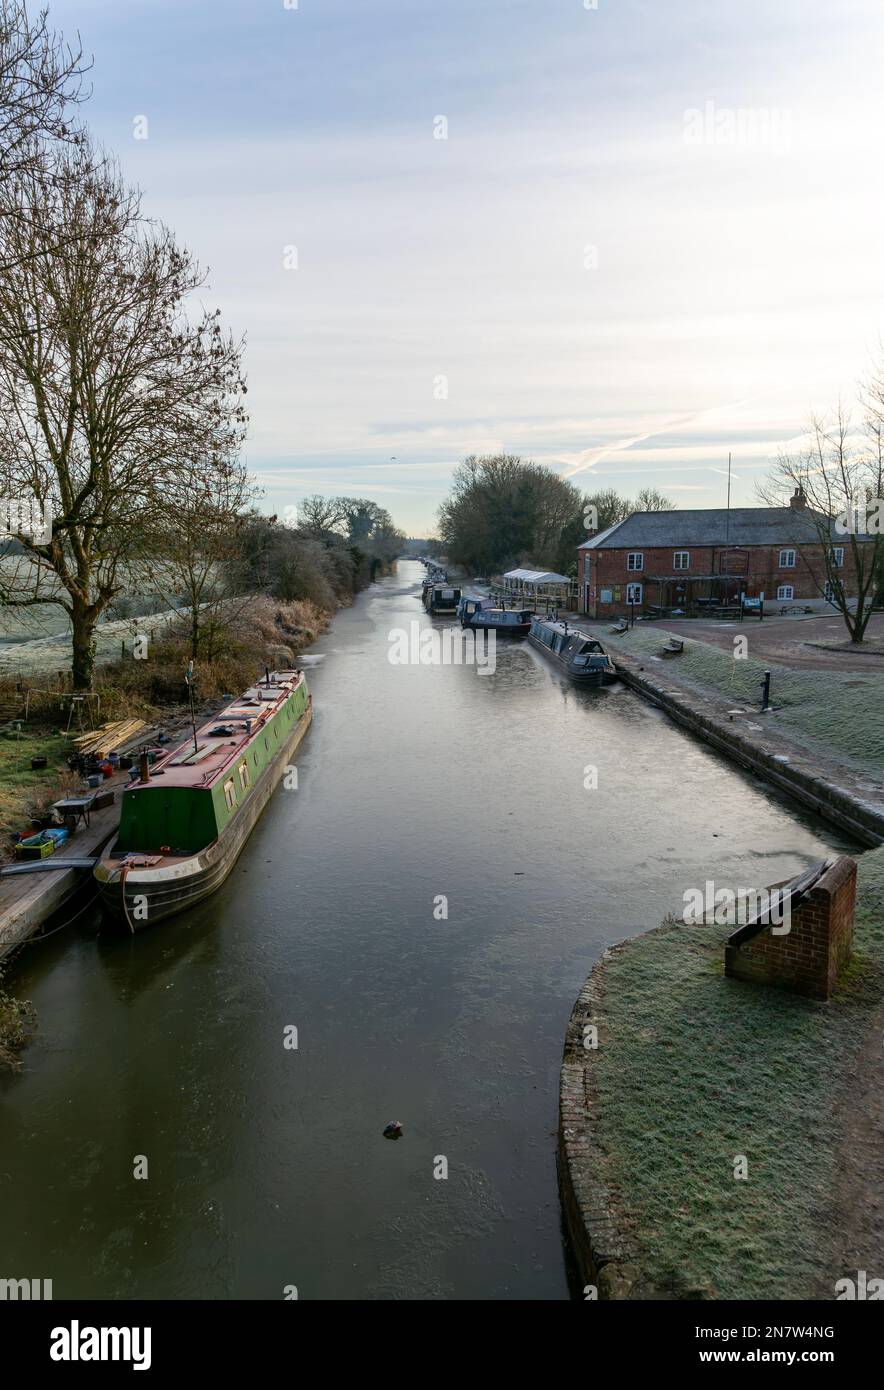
[73,718,146,758]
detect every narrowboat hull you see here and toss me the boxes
[462,614,531,635]
[95,698,312,927]
[527,623,619,686]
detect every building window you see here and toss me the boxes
[777,585,794,601]
[626,582,643,605]
[673,551,690,570]
[223,778,237,810]
[626,552,643,572]
[830,547,844,568]
[778,549,796,568]
[238,761,250,791]
[824,580,839,603]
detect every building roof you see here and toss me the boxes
[578,506,849,551]
[503,568,571,584]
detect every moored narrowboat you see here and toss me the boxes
[94,669,312,927]
[527,619,618,685]
[460,601,532,635]
[424,583,462,615]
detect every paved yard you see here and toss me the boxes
[647,611,884,672]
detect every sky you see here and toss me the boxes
[53,0,884,534]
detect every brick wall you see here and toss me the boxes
[724,856,857,1000]
[580,541,860,616]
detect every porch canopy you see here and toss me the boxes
[645,573,757,617]
[500,568,574,611]
[503,568,571,587]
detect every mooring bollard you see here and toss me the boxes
[760,670,771,711]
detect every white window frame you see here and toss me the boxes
[626,582,643,605]
[626,552,643,572]
[824,580,838,603]
[830,546,844,568]
[778,549,796,568]
[776,584,794,601]
[223,778,237,810]
[673,551,690,571]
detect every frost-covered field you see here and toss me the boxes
[0,557,186,676]
[0,607,187,677]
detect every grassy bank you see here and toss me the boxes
[595,624,884,778]
[0,730,75,851]
[0,595,332,855]
[587,849,884,1299]
[0,961,36,1070]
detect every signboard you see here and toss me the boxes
[600,588,612,604]
[720,548,749,575]
[613,585,622,601]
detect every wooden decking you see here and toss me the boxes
[0,786,123,962]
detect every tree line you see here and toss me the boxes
[0,2,404,687]
[436,453,673,577]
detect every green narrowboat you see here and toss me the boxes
[94,669,312,928]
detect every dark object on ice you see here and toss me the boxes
[383,1121,403,1139]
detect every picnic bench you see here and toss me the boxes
[661,637,684,656]
[609,618,629,634]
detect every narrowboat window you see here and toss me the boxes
[224,779,237,810]
[239,761,250,791]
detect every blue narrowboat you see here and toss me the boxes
[527,619,618,685]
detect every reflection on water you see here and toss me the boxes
[0,562,854,1300]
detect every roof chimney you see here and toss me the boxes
[790,485,807,511]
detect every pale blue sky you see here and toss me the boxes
[55,0,884,532]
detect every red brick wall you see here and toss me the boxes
[724,856,856,1000]
[580,541,860,616]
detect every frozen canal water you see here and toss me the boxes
[0,561,854,1299]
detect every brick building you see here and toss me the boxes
[577,491,865,619]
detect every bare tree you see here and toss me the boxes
[634,487,675,512]
[0,0,87,187]
[0,143,247,687]
[757,407,882,643]
[297,494,348,542]
[153,453,257,660]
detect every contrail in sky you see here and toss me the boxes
[559,399,754,480]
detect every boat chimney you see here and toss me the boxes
[265,665,271,686]
[139,750,150,783]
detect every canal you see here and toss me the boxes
[0,561,854,1300]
